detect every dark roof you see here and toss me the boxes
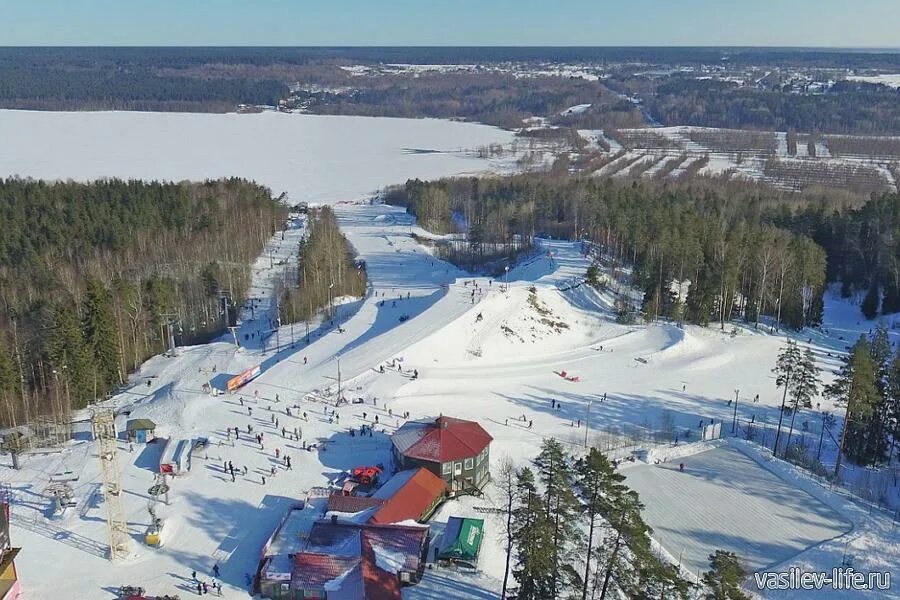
[292,522,427,599]
[126,418,156,431]
[292,553,362,592]
[392,416,492,463]
[327,493,385,514]
[369,468,447,525]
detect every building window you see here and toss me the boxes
[454,462,462,476]
[442,462,451,475]
[464,458,474,470]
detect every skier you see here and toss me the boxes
[247,407,252,416]
[528,420,533,429]
[303,356,308,365]
[203,582,209,595]
[679,463,685,472]
[197,582,203,596]
[374,415,379,424]
[243,465,248,476]
[286,456,292,469]
[379,365,385,373]
[275,448,280,459]
[282,427,286,438]
[213,564,220,578]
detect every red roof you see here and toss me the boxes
[291,522,427,600]
[361,532,403,600]
[327,493,385,514]
[369,468,447,525]
[393,416,493,463]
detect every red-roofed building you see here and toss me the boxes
[392,416,492,496]
[369,468,447,525]
[289,522,428,600]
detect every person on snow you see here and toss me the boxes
[247,407,252,416]
[679,463,685,472]
[303,356,308,365]
[275,448,280,459]
[213,564,220,578]
[197,582,203,595]
[379,365,384,373]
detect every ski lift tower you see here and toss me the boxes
[92,408,130,560]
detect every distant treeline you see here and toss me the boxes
[641,77,900,135]
[280,207,366,325]
[3,47,898,69]
[387,174,900,328]
[0,178,287,426]
[297,73,642,130]
[0,48,288,112]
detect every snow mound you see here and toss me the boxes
[407,286,606,365]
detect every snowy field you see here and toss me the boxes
[623,444,850,575]
[0,110,517,203]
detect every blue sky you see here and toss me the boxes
[2,0,898,47]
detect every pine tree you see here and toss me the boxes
[702,550,749,600]
[533,438,583,597]
[825,336,880,479]
[772,340,802,455]
[887,351,900,463]
[574,448,625,600]
[861,279,880,319]
[784,347,820,455]
[595,490,649,599]
[46,302,93,409]
[511,467,553,600]
[83,279,122,389]
[864,325,893,464]
[0,341,21,426]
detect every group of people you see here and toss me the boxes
[190,565,222,596]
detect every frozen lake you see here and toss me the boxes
[0,110,516,203]
[624,445,851,576]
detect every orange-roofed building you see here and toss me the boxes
[392,416,492,496]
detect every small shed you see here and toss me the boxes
[438,516,484,568]
[126,419,156,444]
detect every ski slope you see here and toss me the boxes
[623,443,850,576]
[0,114,898,597]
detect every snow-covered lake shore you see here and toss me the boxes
[0,109,517,203]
